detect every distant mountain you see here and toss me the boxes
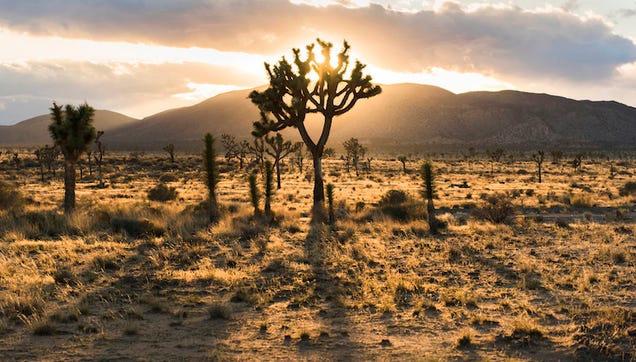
[0,110,139,146]
[4,84,636,150]
[106,83,636,150]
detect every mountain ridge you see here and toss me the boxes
[2,84,635,150]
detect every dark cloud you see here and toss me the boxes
[0,61,261,124]
[0,0,634,81]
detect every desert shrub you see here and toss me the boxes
[619,181,636,197]
[570,193,593,208]
[158,173,178,183]
[475,193,516,223]
[19,210,77,238]
[111,217,165,238]
[0,180,25,212]
[373,189,425,222]
[380,189,408,205]
[147,183,178,202]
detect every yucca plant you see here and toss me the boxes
[421,161,438,234]
[203,133,219,223]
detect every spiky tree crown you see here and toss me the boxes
[49,102,96,162]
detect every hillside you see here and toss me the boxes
[107,83,636,150]
[4,84,636,150]
[0,110,139,146]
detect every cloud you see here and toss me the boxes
[0,60,263,124]
[0,0,634,81]
[618,8,636,18]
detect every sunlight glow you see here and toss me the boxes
[367,65,514,93]
[173,82,243,101]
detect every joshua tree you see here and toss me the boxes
[398,155,408,174]
[532,150,545,183]
[203,133,219,222]
[221,134,250,169]
[323,147,336,159]
[365,157,373,174]
[248,173,260,217]
[263,160,274,219]
[486,148,505,175]
[293,142,306,173]
[461,147,477,165]
[571,153,583,172]
[421,161,438,234]
[250,39,381,222]
[163,143,175,163]
[263,132,297,189]
[86,150,93,177]
[42,145,59,177]
[248,137,266,172]
[343,138,366,177]
[609,160,617,180]
[550,150,564,165]
[49,102,96,214]
[34,148,46,182]
[12,152,20,169]
[93,131,106,188]
[326,183,335,225]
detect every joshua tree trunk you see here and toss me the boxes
[427,197,437,234]
[311,153,325,222]
[63,160,76,214]
[97,164,104,188]
[275,161,282,189]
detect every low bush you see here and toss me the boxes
[570,193,593,208]
[0,180,25,212]
[158,173,179,183]
[619,181,636,197]
[379,189,408,205]
[475,193,516,223]
[111,217,165,238]
[147,183,178,202]
[371,190,426,222]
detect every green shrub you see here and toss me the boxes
[147,183,178,202]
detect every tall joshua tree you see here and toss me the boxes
[421,161,438,234]
[49,102,96,214]
[203,133,219,223]
[343,138,366,177]
[397,155,408,174]
[94,131,106,188]
[163,143,175,163]
[250,39,381,222]
[263,132,297,189]
[532,150,545,183]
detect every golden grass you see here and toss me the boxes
[0,153,633,360]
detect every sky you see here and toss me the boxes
[1,0,636,125]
